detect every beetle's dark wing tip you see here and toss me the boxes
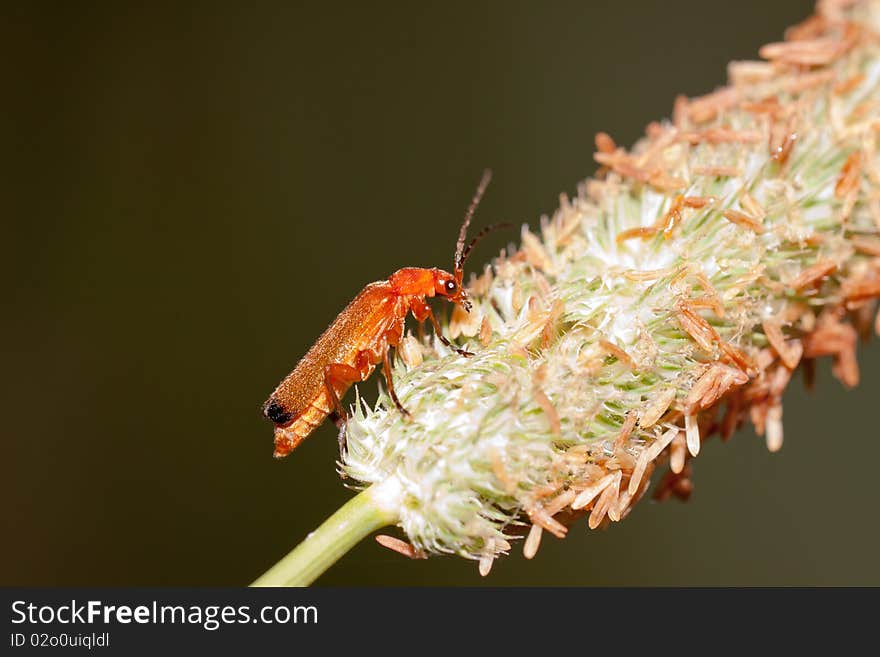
[263,398,293,425]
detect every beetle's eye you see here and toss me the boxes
[445,280,457,294]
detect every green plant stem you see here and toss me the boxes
[251,481,399,587]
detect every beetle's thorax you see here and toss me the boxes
[387,267,443,298]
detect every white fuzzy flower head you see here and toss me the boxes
[342,0,880,572]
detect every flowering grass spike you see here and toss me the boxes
[254,0,880,585]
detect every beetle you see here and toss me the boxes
[263,170,506,459]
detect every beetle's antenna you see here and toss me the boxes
[455,169,493,274]
[458,222,513,277]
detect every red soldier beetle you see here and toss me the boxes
[263,170,509,459]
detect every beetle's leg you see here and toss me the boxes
[433,312,473,357]
[323,361,366,457]
[413,302,473,357]
[381,346,411,419]
[323,363,360,420]
[378,325,411,419]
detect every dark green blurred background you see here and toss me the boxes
[5,0,878,586]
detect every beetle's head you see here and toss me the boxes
[432,268,471,311]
